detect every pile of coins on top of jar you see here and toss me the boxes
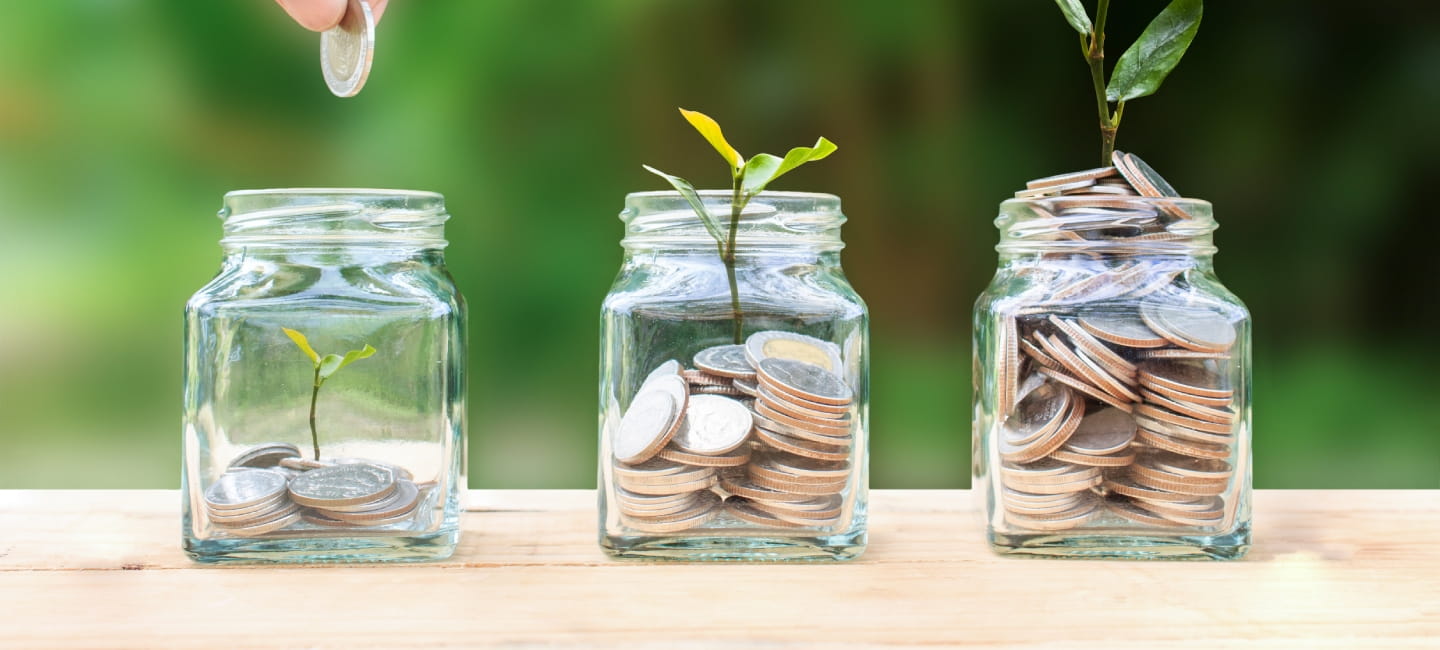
[993,152,1241,532]
[610,330,856,534]
[201,442,431,537]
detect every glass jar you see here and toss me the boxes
[182,189,466,563]
[973,195,1251,559]
[599,191,869,561]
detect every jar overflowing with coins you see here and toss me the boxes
[972,153,1252,559]
[182,189,466,563]
[599,191,868,560]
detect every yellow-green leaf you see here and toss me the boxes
[317,354,344,380]
[740,137,837,196]
[642,165,727,248]
[282,327,320,365]
[337,344,376,372]
[679,108,742,173]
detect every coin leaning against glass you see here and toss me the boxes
[320,0,376,97]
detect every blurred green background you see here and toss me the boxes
[1,1,1436,489]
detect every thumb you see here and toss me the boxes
[275,0,347,32]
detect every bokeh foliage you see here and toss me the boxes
[0,1,1435,488]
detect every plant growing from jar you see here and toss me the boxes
[282,327,376,460]
[644,109,836,344]
[1053,0,1202,164]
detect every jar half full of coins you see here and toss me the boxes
[599,191,869,560]
[182,189,466,563]
[972,155,1252,559]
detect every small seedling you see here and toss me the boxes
[282,327,376,460]
[1053,0,1203,164]
[644,108,837,343]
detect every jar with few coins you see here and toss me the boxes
[973,184,1252,559]
[599,191,869,560]
[182,189,466,563]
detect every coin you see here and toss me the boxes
[720,474,824,503]
[1026,166,1119,189]
[757,358,854,406]
[753,426,852,462]
[618,473,718,496]
[694,344,758,380]
[1037,366,1132,413]
[215,505,304,537]
[750,452,851,481]
[288,462,397,508]
[1077,310,1168,348]
[280,457,328,471]
[725,497,811,528]
[1141,389,1236,424]
[745,331,844,375]
[1049,448,1135,467]
[612,379,685,464]
[656,445,751,467]
[671,395,753,455]
[1109,498,1184,527]
[1135,428,1231,460]
[1140,301,1236,353]
[229,443,302,469]
[733,377,760,396]
[320,0,375,98]
[205,469,290,510]
[755,401,851,436]
[325,479,422,521]
[1062,407,1136,455]
[640,359,682,393]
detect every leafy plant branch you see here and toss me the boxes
[644,109,836,344]
[1054,0,1202,165]
[282,327,376,460]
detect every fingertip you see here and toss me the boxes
[369,0,390,24]
[276,0,347,32]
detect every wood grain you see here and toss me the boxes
[1,490,1436,648]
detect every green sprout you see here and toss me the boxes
[644,108,837,344]
[1053,0,1203,164]
[282,327,376,460]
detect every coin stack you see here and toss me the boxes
[202,442,425,537]
[993,152,1240,532]
[610,330,856,533]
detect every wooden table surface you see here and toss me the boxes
[1,489,1436,649]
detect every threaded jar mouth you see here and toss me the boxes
[621,190,846,252]
[996,196,1216,255]
[219,188,449,247]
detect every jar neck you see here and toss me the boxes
[218,189,449,257]
[995,196,1217,258]
[620,191,846,255]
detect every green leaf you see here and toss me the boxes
[1054,0,1092,35]
[642,165,727,247]
[317,354,344,380]
[740,137,837,196]
[1105,0,1202,102]
[282,327,320,365]
[678,108,742,174]
[337,344,376,372]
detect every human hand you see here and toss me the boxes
[275,0,389,32]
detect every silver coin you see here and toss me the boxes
[288,462,396,508]
[612,378,684,464]
[228,443,302,469]
[1122,152,1180,197]
[1025,166,1118,189]
[1063,407,1137,456]
[693,344,757,379]
[639,359,682,394]
[329,457,415,481]
[279,457,328,471]
[207,492,292,523]
[1141,300,1236,352]
[756,358,853,405]
[204,469,290,510]
[670,395,753,455]
[320,0,375,97]
[213,504,303,537]
[745,331,844,375]
[324,479,422,521]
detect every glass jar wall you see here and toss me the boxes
[599,191,868,561]
[973,196,1251,560]
[182,189,466,563]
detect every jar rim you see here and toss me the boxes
[224,187,444,201]
[996,196,1217,255]
[620,190,845,252]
